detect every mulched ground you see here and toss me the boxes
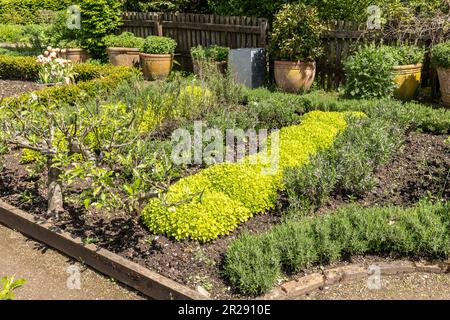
[0,80,44,98]
[0,130,448,299]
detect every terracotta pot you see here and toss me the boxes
[139,53,173,81]
[107,47,140,68]
[392,64,422,101]
[437,67,450,107]
[62,48,89,63]
[192,59,227,75]
[274,60,316,93]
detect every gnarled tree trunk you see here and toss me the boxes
[47,158,64,215]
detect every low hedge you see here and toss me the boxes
[0,55,39,80]
[0,55,127,82]
[1,65,136,108]
[224,201,450,296]
[142,111,361,242]
[247,89,450,134]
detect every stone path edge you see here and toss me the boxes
[0,200,208,300]
[260,261,450,300]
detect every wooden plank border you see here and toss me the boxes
[0,200,208,300]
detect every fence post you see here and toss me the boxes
[155,13,163,36]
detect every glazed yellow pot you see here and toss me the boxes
[437,67,450,107]
[107,47,140,68]
[274,60,316,93]
[393,64,422,101]
[140,53,173,81]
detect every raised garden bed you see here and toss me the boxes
[0,129,448,299]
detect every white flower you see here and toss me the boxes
[47,46,52,51]
[44,50,49,57]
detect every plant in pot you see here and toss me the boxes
[432,41,450,107]
[104,32,144,68]
[36,47,76,86]
[269,4,323,93]
[390,45,424,101]
[59,39,89,63]
[344,45,397,99]
[191,45,229,75]
[139,36,177,81]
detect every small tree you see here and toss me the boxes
[0,93,176,216]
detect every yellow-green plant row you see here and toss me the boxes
[142,111,361,242]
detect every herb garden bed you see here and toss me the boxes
[0,128,448,299]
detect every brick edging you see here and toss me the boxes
[260,261,450,300]
[0,200,208,300]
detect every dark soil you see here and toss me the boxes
[0,80,43,98]
[321,131,449,212]
[0,131,448,299]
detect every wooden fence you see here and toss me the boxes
[120,13,444,95]
[119,12,268,71]
[317,21,443,95]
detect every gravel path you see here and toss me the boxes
[0,223,143,300]
[301,273,450,300]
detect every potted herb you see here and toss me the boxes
[432,41,450,106]
[139,36,177,81]
[190,45,229,75]
[36,47,76,85]
[391,45,424,101]
[269,4,323,93]
[59,40,89,63]
[104,32,144,68]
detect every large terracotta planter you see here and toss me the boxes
[63,48,89,63]
[437,67,450,107]
[107,47,140,68]
[392,64,422,101]
[274,60,316,93]
[192,59,227,75]
[139,53,173,81]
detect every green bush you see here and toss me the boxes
[190,45,229,62]
[0,55,39,80]
[247,88,450,134]
[223,232,281,296]
[224,201,450,296]
[104,32,144,48]
[78,0,123,59]
[140,36,177,54]
[0,0,71,25]
[391,45,425,65]
[431,41,450,69]
[344,45,397,99]
[142,111,354,242]
[1,64,136,108]
[269,4,323,61]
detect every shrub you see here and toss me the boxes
[344,45,397,99]
[224,201,450,296]
[141,111,353,242]
[78,0,123,59]
[140,36,177,54]
[269,4,323,61]
[0,0,71,25]
[190,45,229,62]
[0,55,39,80]
[391,45,425,65]
[223,233,281,296]
[283,113,404,210]
[104,32,144,48]
[431,41,450,69]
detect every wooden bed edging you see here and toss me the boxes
[0,200,208,300]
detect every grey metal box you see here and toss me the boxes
[228,48,265,89]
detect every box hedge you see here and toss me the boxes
[142,111,359,242]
